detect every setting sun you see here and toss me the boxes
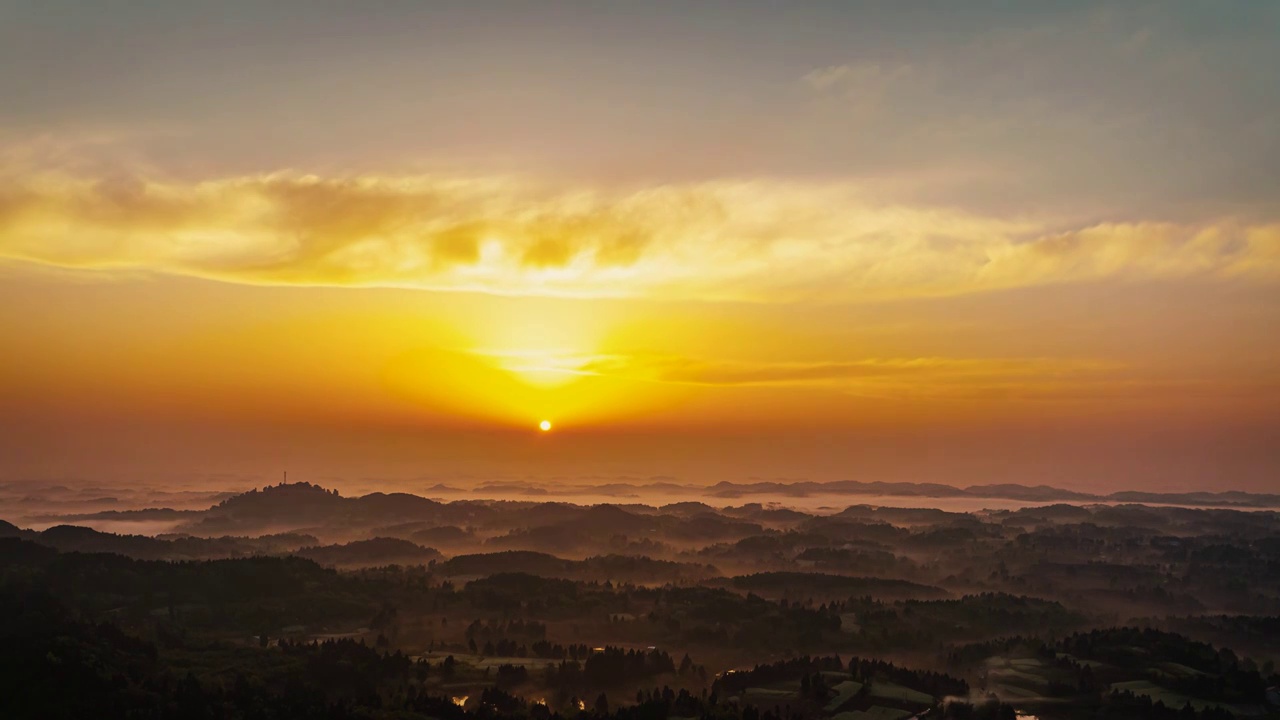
[539,420,552,432]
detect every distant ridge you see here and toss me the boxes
[31,481,1280,536]
[437,479,1280,508]
[962,483,1097,501]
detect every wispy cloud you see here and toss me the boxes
[1,169,1277,302]
[578,354,1122,391]
[465,349,1137,401]
[800,62,917,95]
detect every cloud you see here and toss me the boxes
[0,168,1277,302]
[800,62,917,95]
[580,354,1119,388]
[791,11,1280,221]
[801,65,852,91]
[469,349,1138,401]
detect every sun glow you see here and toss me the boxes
[539,419,552,432]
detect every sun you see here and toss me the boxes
[539,419,552,432]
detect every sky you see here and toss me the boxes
[1,1,1278,493]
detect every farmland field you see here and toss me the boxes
[867,680,933,707]
[824,680,866,712]
[832,706,913,720]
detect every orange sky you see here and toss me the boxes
[2,265,1277,492]
[2,3,1278,492]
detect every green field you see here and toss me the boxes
[824,680,866,712]
[832,706,913,720]
[991,683,1041,700]
[1156,662,1207,678]
[1107,680,1264,716]
[985,654,1076,695]
[744,687,796,701]
[1055,653,1113,670]
[989,667,1050,688]
[867,680,933,707]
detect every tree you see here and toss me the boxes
[1078,664,1096,692]
[679,653,694,676]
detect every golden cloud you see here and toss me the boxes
[1,170,1277,301]
[467,349,1128,401]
